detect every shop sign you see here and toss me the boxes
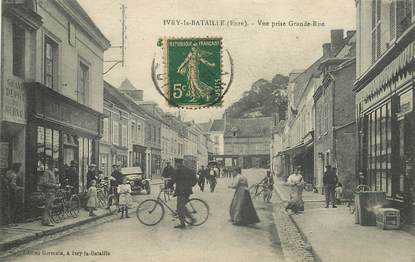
[44,100,99,134]
[2,78,26,124]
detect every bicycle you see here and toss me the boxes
[136,184,209,226]
[97,180,110,208]
[107,185,120,215]
[249,182,265,199]
[162,178,174,202]
[47,185,80,223]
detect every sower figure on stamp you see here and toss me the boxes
[171,160,197,229]
[177,45,216,101]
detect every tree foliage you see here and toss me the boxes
[226,74,288,119]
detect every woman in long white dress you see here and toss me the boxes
[229,168,260,225]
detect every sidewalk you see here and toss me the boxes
[0,208,113,253]
[275,178,415,262]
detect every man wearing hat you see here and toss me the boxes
[323,165,338,208]
[106,164,123,209]
[171,160,197,228]
[86,164,98,188]
[3,163,24,224]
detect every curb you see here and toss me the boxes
[0,211,114,253]
[288,213,323,262]
[272,185,317,262]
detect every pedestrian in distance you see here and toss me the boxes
[209,167,218,192]
[106,164,122,209]
[285,166,305,213]
[86,179,98,216]
[162,162,175,193]
[86,164,98,189]
[262,171,274,203]
[323,165,338,208]
[229,167,260,225]
[335,182,343,205]
[171,160,197,229]
[118,179,132,219]
[197,165,207,192]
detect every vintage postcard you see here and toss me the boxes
[0,0,414,261]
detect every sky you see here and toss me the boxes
[78,0,356,123]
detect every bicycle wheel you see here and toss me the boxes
[136,199,165,226]
[96,192,106,209]
[107,195,119,215]
[69,195,80,218]
[50,198,64,223]
[185,198,209,226]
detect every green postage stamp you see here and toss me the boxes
[164,37,222,108]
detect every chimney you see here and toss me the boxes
[322,43,331,57]
[330,29,344,56]
[119,78,144,102]
[346,30,355,39]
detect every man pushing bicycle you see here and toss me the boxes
[171,160,197,229]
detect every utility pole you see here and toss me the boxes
[103,4,127,75]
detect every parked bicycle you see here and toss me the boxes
[47,185,80,224]
[249,182,272,202]
[107,185,120,215]
[136,184,209,226]
[97,179,110,209]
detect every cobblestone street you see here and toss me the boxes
[4,170,298,262]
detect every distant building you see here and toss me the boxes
[223,117,272,169]
[209,119,225,160]
[314,30,357,196]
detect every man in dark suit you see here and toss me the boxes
[172,160,197,228]
[162,162,175,192]
[323,165,338,208]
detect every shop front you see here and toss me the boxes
[150,148,161,178]
[279,137,314,183]
[355,41,415,225]
[25,83,103,216]
[132,144,146,173]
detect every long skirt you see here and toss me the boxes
[230,187,260,225]
[286,185,304,213]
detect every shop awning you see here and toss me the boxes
[356,41,415,105]
[277,139,313,157]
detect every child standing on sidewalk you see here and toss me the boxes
[118,179,132,219]
[335,182,343,205]
[86,180,97,216]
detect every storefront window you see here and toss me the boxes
[36,126,61,189]
[366,101,393,195]
[37,126,45,172]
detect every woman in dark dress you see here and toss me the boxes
[229,168,260,225]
